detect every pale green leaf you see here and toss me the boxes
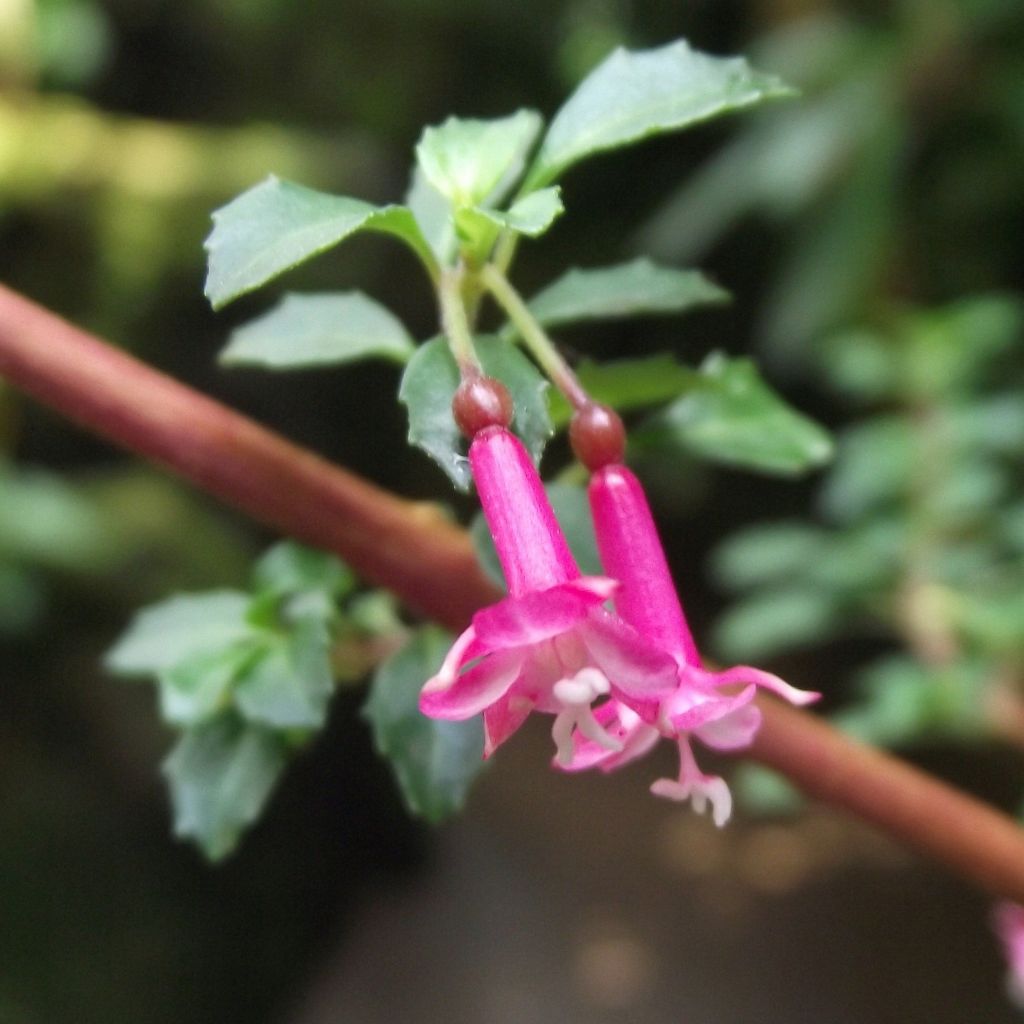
[713,586,840,661]
[521,259,729,333]
[635,353,833,476]
[523,40,794,189]
[405,164,458,263]
[252,540,354,601]
[204,176,436,309]
[233,619,334,729]
[106,591,255,675]
[219,292,414,369]
[0,464,115,572]
[415,110,542,206]
[712,522,826,591]
[363,627,485,823]
[454,188,564,262]
[158,643,260,726]
[163,713,287,860]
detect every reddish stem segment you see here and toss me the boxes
[0,282,1023,900]
[0,284,492,630]
[750,700,1024,901]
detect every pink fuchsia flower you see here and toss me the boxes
[419,424,678,759]
[560,458,817,826]
[993,902,1024,1008]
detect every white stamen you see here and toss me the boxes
[551,668,620,766]
[649,740,733,826]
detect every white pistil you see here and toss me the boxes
[551,668,621,766]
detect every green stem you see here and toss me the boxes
[478,263,588,409]
[439,267,480,375]
[491,229,520,278]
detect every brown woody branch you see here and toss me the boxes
[1,282,1022,902]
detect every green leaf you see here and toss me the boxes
[634,353,833,476]
[818,418,912,522]
[415,110,542,206]
[835,657,988,746]
[219,292,414,369]
[163,713,287,860]
[158,643,259,726]
[520,259,729,333]
[106,591,255,675]
[523,40,794,189]
[0,464,115,572]
[233,619,334,729]
[549,355,701,426]
[252,540,354,601]
[711,521,826,591]
[458,187,564,238]
[204,176,436,309]
[453,188,564,264]
[363,627,486,823]
[713,587,840,661]
[399,335,551,490]
[471,481,601,589]
[405,165,458,264]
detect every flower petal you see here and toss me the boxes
[696,702,763,750]
[579,614,678,710]
[710,664,819,706]
[483,691,534,757]
[668,685,757,733]
[419,647,524,720]
[473,577,617,648]
[420,625,483,694]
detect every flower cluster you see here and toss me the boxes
[420,385,816,825]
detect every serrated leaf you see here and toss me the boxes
[158,642,260,726]
[549,355,701,426]
[363,626,485,823]
[415,110,542,206]
[163,713,287,860]
[471,481,601,589]
[106,591,255,675]
[634,353,833,476]
[219,292,414,369]
[520,259,729,333]
[399,335,551,490]
[233,619,334,728]
[523,40,794,189]
[204,176,436,309]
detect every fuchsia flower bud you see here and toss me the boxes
[562,458,818,826]
[419,425,678,759]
